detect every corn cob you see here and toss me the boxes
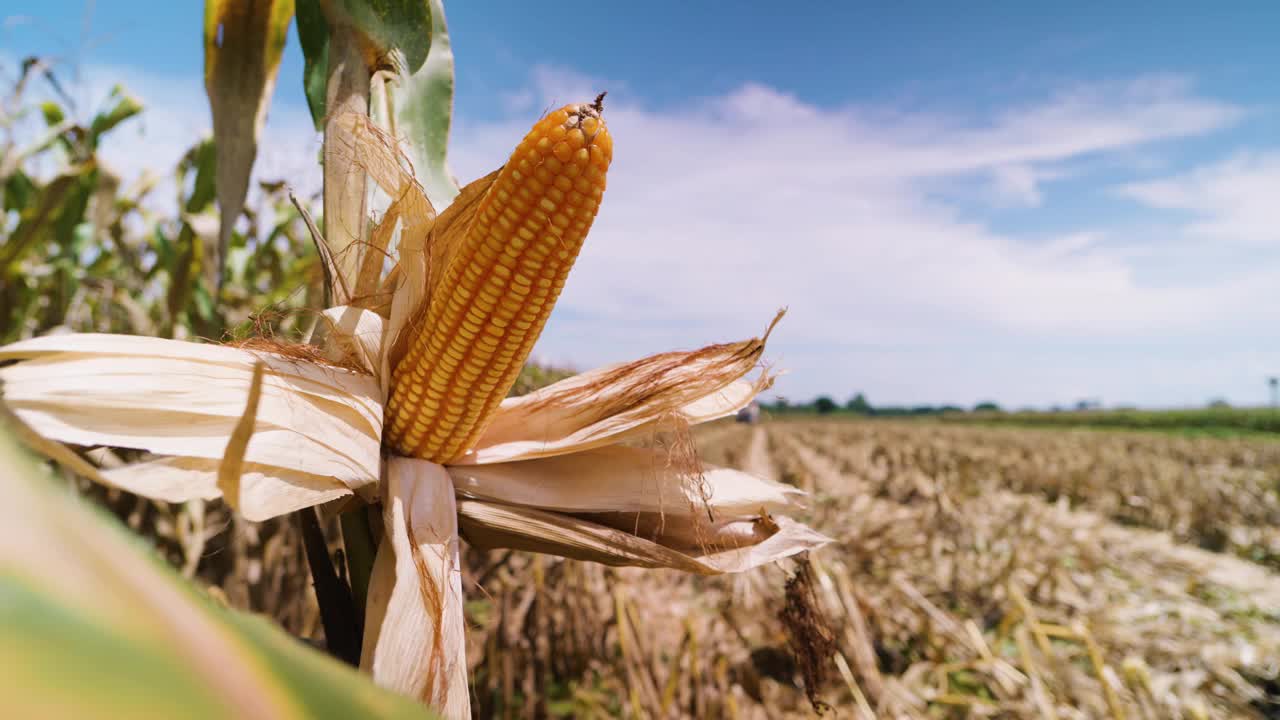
[386,96,612,463]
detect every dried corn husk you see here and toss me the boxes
[458,499,828,575]
[448,444,803,516]
[458,315,781,465]
[0,333,382,520]
[361,458,469,718]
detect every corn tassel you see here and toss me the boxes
[387,96,612,462]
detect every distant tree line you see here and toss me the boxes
[763,393,1280,436]
[764,393,1003,417]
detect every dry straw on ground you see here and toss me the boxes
[458,419,1280,718]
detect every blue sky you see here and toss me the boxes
[6,2,1280,409]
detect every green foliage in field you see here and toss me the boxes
[769,390,1280,437]
[1,59,324,346]
[949,406,1280,437]
[508,362,576,397]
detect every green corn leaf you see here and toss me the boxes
[390,0,460,209]
[3,171,37,214]
[88,85,144,147]
[295,0,330,130]
[0,424,435,720]
[52,175,94,256]
[0,171,79,271]
[335,0,432,73]
[39,101,65,126]
[182,138,219,215]
[192,282,217,323]
[295,0,433,131]
[150,225,175,281]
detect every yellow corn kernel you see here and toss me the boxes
[386,96,612,462]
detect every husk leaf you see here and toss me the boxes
[327,111,435,307]
[361,458,469,719]
[459,320,779,464]
[448,444,803,517]
[322,305,386,384]
[0,333,382,519]
[102,456,353,522]
[457,498,828,575]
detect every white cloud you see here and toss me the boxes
[450,79,1235,333]
[989,164,1045,207]
[1118,151,1280,245]
[448,69,1274,406]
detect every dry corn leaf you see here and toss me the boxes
[2,405,117,488]
[331,112,426,205]
[692,516,831,573]
[4,360,375,479]
[581,511,780,555]
[326,112,435,306]
[357,192,406,311]
[357,183,432,313]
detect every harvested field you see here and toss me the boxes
[463,419,1280,718]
